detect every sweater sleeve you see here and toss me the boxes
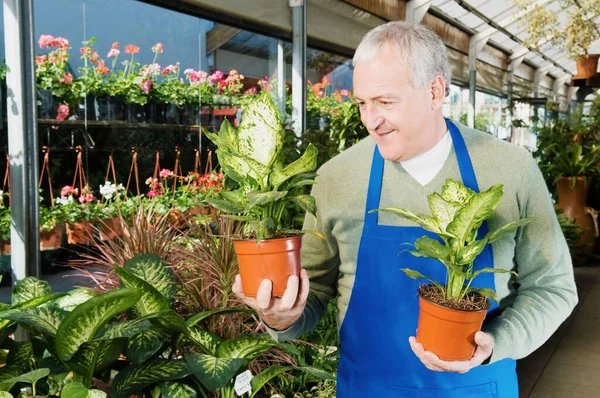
[483,153,578,363]
[266,172,341,342]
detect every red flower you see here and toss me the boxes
[112,42,120,49]
[35,55,47,65]
[90,52,99,64]
[96,60,109,75]
[38,34,55,49]
[63,73,73,84]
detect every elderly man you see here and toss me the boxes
[233,21,578,397]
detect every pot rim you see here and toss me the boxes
[418,286,491,313]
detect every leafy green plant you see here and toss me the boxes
[373,179,533,303]
[204,92,319,242]
[556,208,586,254]
[534,116,600,188]
[0,256,334,398]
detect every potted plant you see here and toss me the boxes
[36,34,73,118]
[205,92,319,298]
[39,197,65,251]
[57,184,100,245]
[514,0,600,78]
[0,192,10,255]
[97,181,126,240]
[374,178,533,360]
[534,115,600,251]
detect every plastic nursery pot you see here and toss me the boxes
[416,294,488,361]
[233,235,302,298]
[40,225,64,251]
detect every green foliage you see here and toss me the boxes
[374,178,533,303]
[205,92,319,241]
[556,209,586,254]
[534,114,600,187]
[0,254,334,397]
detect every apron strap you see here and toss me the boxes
[364,145,385,226]
[446,119,480,193]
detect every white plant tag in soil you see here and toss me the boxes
[234,369,253,396]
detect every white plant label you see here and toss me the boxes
[234,369,253,396]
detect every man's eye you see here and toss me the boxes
[380,101,392,106]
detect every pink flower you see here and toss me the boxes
[63,73,73,84]
[340,89,350,97]
[141,63,161,76]
[159,169,173,178]
[229,69,238,75]
[161,64,178,75]
[184,68,195,75]
[244,87,258,95]
[38,34,55,49]
[35,55,47,65]
[112,42,119,49]
[78,193,94,204]
[107,48,120,58]
[140,79,153,95]
[209,70,224,84]
[56,104,69,121]
[147,190,162,198]
[96,60,109,75]
[152,43,164,53]
[90,52,99,64]
[198,71,208,83]
[61,185,78,197]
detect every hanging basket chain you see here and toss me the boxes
[125,147,140,197]
[38,146,54,206]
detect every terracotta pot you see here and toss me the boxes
[0,240,10,256]
[99,218,124,241]
[416,294,487,361]
[40,225,63,251]
[185,206,208,219]
[556,177,595,252]
[66,221,93,245]
[233,235,302,298]
[575,54,599,78]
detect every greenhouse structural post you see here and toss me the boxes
[3,0,41,281]
[290,0,306,137]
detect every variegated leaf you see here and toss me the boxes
[271,143,318,188]
[188,327,222,355]
[441,178,476,205]
[249,365,293,397]
[470,287,498,303]
[216,335,276,362]
[52,288,98,312]
[428,192,462,232]
[55,288,140,361]
[218,119,238,152]
[124,254,176,303]
[0,293,65,335]
[65,339,126,381]
[0,306,66,336]
[205,198,245,214]
[400,269,444,292]
[93,319,152,341]
[6,341,36,373]
[413,236,451,262]
[237,92,282,167]
[111,359,191,398]
[11,277,51,306]
[185,308,255,328]
[246,191,287,208]
[126,329,169,364]
[446,184,503,244]
[470,267,517,280]
[484,217,534,243]
[0,366,22,391]
[289,195,317,217]
[114,265,169,316]
[184,353,244,393]
[373,208,445,236]
[456,238,488,265]
[159,381,198,398]
[60,382,89,398]
[151,310,188,335]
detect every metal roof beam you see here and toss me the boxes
[406,0,432,24]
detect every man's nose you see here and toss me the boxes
[366,113,384,131]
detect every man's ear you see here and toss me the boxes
[431,76,446,110]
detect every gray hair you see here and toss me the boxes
[353,21,452,95]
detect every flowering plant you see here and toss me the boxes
[0,191,9,241]
[74,37,110,98]
[154,61,189,108]
[106,42,150,105]
[56,185,103,224]
[36,34,73,99]
[184,68,215,107]
[97,181,126,218]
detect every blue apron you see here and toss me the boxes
[336,120,518,397]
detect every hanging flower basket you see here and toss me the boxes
[575,54,599,79]
[40,225,64,251]
[98,217,125,241]
[0,240,10,256]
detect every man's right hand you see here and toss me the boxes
[232,269,310,331]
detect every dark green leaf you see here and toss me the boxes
[55,288,140,361]
[126,329,169,364]
[93,319,152,341]
[124,254,176,303]
[185,308,255,328]
[114,265,169,316]
[400,269,444,292]
[184,353,244,393]
[60,381,88,398]
[205,198,245,214]
[188,327,222,355]
[111,359,191,398]
[216,335,276,362]
[0,306,66,336]
[289,195,317,217]
[159,381,197,398]
[65,339,126,382]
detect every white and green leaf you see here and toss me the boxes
[413,236,451,262]
[456,238,489,265]
[124,254,176,303]
[114,265,169,316]
[289,195,317,217]
[188,327,223,355]
[484,217,534,243]
[111,359,191,398]
[11,277,51,306]
[0,306,66,336]
[216,335,277,361]
[373,208,445,235]
[158,381,198,398]
[428,192,461,233]
[184,353,244,393]
[271,143,318,188]
[441,178,476,205]
[126,329,169,364]
[55,288,140,361]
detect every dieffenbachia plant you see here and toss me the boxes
[204,92,319,242]
[373,179,534,303]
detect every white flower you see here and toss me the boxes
[100,181,117,200]
[56,196,73,206]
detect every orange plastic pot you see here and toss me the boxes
[416,294,488,361]
[40,225,63,251]
[233,235,302,298]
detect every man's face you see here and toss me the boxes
[353,44,437,162]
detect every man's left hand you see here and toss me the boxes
[408,331,494,373]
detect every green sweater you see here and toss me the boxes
[269,123,578,364]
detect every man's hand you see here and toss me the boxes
[232,269,310,331]
[408,331,494,373]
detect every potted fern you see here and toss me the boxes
[205,92,319,298]
[374,179,533,360]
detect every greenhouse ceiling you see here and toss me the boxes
[430,0,595,79]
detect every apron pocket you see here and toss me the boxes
[422,381,497,398]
